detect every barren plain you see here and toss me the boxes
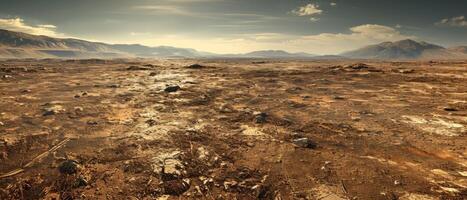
[0,59,466,199]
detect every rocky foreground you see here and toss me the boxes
[0,59,466,199]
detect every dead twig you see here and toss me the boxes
[0,138,71,179]
[340,180,348,194]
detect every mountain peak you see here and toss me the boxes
[341,39,456,59]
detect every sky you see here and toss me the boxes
[0,0,466,54]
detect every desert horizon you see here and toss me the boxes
[1,1,466,200]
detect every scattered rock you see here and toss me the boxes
[292,138,317,149]
[2,75,12,79]
[219,103,233,113]
[59,160,80,174]
[246,142,255,147]
[74,107,84,112]
[149,72,158,76]
[108,84,120,88]
[346,63,369,70]
[0,121,4,126]
[145,119,157,126]
[123,160,149,173]
[76,176,88,187]
[42,105,66,116]
[223,180,238,190]
[126,65,151,71]
[186,64,205,69]
[162,179,190,196]
[333,95,345,100]
[87,120,98,125]
[397,69,415,74]
[254,112,268,123]
[21,89,31,93]
[394,180,401,185]
[286,87,303,92]
[164,85,180,93]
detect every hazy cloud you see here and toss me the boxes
[165,0,224,2]
[132,5,190,15]
[0,17,63,37]
[435,16,467,27]
[309,17,319,22]
[292,3,322,21]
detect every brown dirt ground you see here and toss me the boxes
[0,59,466,200]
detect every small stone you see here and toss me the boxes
[220,162,228,168]
[74,107,84,112]
[333,95,345,100]
[444,107,459,112]
[126,65,150,71]
[203,178,214,185]
[254,112,268,123]
[87,121,98,125]
[219,103,233,113]
[76,176,88,187]
[59,160,79,174]
[0,121,4,126]
[109,84,120,88]
[349,63,369,70]
[398,69,415,74]
[223,180,238,190]
[292,138,317,149]
[149,72,158,76]
[145,119,157,126]
[42,105,65,116]
[164,85,180,93]
[162,179,190,196]
[394,180,401,185]
[186,64,205,69]
[251,185,260,190]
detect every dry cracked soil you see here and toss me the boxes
[0,59,466,200]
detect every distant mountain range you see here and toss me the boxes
[341,39,467,59]
[0,29,210,59]
[0,29,466,60]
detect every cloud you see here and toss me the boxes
[330,2,337,6]
[38,24,57,29]
[132,5,190,15]
[165,0,224,2]
[0,17,63,37]
[309,17,319,22]
[292,3,322,21]
[435,16,467,27]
